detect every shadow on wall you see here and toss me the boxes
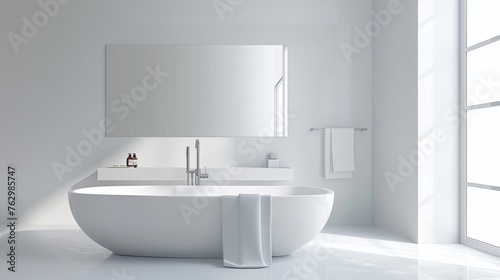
[19,138,140,226]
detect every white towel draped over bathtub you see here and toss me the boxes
[221,194,272,268]
[324,128,355,179]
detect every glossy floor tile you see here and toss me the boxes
[1,225,500,280]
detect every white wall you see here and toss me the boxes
[372,0,459,243]
[372,0,418,242]
[0,0,372,227]
[417,0,459,243]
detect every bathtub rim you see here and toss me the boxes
[68,185,334,198]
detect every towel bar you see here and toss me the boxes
[309,128,367,132]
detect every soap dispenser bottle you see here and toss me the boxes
[268,153,279,168]
[126,153,133,167]
[132,153,138,168]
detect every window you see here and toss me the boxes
[462,0,500,255]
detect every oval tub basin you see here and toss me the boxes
[68,185,334,258]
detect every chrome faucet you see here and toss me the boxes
[194,139,209,185]
[186,146,194,185]
[186,139,209,185]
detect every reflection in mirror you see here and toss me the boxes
[105,45,288,137]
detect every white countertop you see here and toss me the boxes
[97,167,293,181]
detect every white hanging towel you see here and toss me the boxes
[324,128,355,179]
[221,194,272,268]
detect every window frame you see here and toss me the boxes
[460,0,500,257]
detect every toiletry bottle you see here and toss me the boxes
[126,153,133,167]
[132,153,138,168]
[268,153,279,168]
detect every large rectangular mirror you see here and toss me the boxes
[105,45,288,137]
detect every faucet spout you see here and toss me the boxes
[186,139,209,186]
[194,139,208,185]
[195,139,200,180]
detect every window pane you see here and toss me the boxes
[467,0,500,47]
[467,186,500,247]
[466,41,500,106]
[467,106,500,186]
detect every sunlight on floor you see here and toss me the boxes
[1,225,499,280]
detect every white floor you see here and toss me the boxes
[1,225,500,280]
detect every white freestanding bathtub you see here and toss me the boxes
[68,185,334,258]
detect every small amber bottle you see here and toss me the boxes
[132,153,138,168]
[126,153,133,167]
